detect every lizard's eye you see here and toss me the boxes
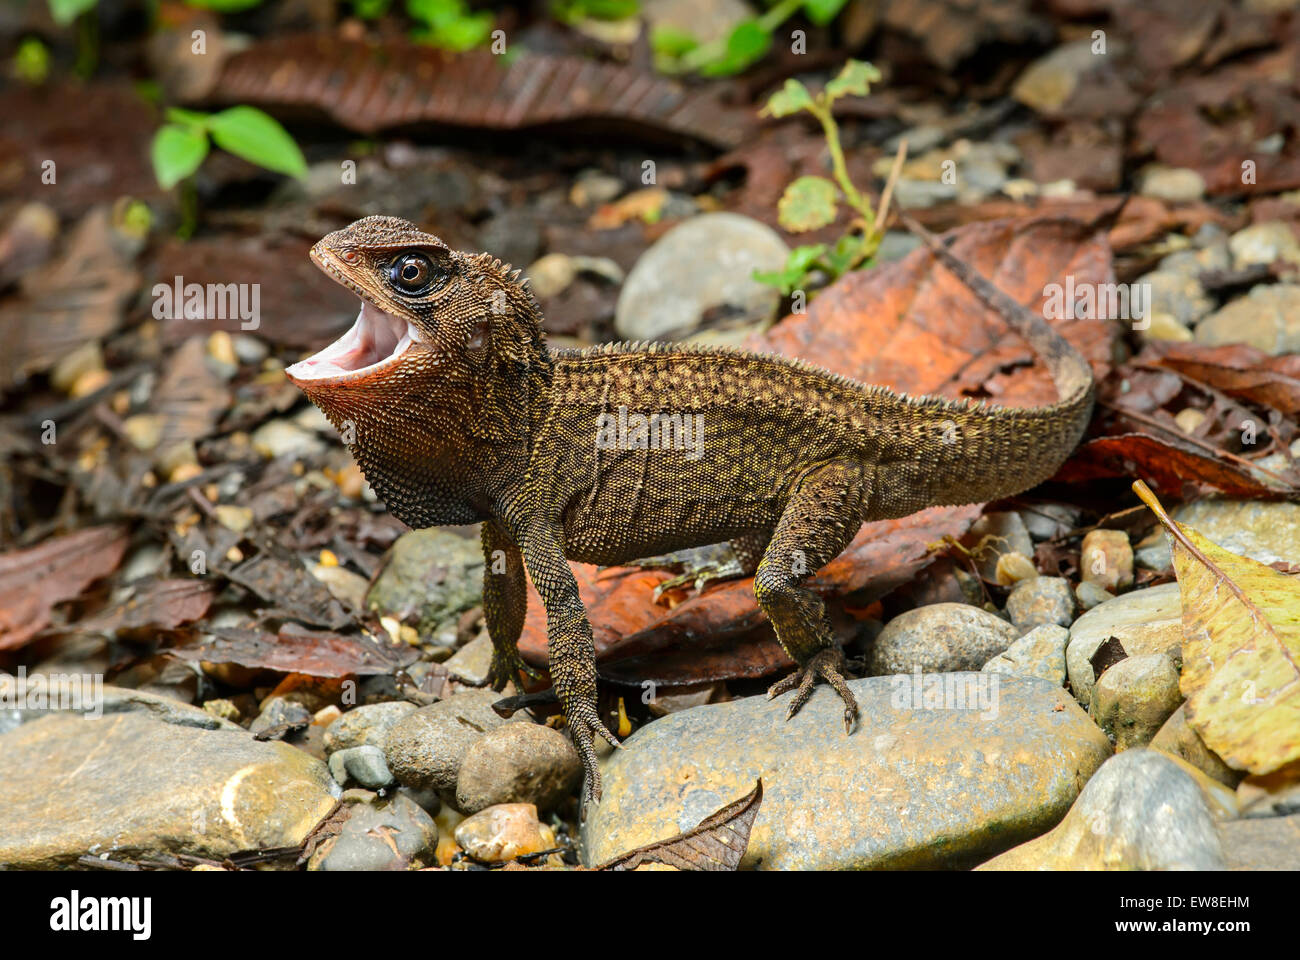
[389,253,441,294]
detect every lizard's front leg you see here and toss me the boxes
[521,520,620,802]
[478,520,542,692]
[756,460,869,732]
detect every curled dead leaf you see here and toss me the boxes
[595,780,763,871]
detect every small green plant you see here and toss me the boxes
[350,0,394,18]
[182,0,267,10]
[752,60,890,296]
[551,0,639,23]
[407,0,494,51]
[152,106,307,236]
[47,0,96,24]
[652,0,847,76]
[12,38,50,85]
[152,106,307,188]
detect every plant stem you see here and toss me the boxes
[811,101,866,219]
[177,180,198,240]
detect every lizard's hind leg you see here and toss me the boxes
[755,460,870,733]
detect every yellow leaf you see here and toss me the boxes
[1134,481,1300,775]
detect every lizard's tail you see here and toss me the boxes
[891,215,1096,509]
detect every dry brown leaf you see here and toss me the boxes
[596,780,763,871]
[0,525,129,650]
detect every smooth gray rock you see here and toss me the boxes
[307,792,438,871]
[384,689,518,792]
[1089,653,1183,749]
[1020,503,1080,541]
[615,213,788,341]
[1228,220,1300,270]
[1075,580,1113,611]
[366,528,484,642]
[0,679,239,731]
[982,624,1068,686]
[0,713,337,868]
[1219,814,1300,870]
[1066,583,1183,707]
[324,701,417,754]
[869,602,1019,675]
[456,722,582,814]
[1006,577,1076,631]
[583,674,1111,869]
[249,696,312,737]
[330,745,396,790]
[978,749,1225,870]
[1197,283,1300,355]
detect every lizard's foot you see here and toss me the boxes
[631,543,746,600]
[767,647,859,733]
[483,647,544,692]
[568,705,621,804]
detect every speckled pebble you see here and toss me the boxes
[868,603,1019,675]
[1005,576,1075,631]
[1089,653,1183,750]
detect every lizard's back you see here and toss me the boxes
[539,342,882,565]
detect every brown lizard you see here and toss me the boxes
[286,214,1095,801]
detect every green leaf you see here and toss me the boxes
[760,78,814,118]
[408,0,462,27]
[754,244,826,294]
[165,107,211,130]
[437,11,494,50]
[152,124,210,189]
[48,0,98,26]
[777,175,839,232]
[700,19,771,76]
[650,24,698,57]
[13,38,50,85]
[824,58,881,101]
[576,0,639,18]
[351,0,393,18]
[786,243,827,276]
[802,0,848,26]
[183,0,266,10]
[207,106,308,179]
[824,233,865,276]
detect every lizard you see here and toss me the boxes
[285,213,1096,802]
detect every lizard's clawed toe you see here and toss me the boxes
[767,648,860,732]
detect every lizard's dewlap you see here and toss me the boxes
[285,299,418,385]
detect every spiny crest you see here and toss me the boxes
[556,339,871,392]
[474,252,543,317]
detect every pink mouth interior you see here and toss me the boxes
[285,300,417,382]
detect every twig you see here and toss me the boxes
[875,137,908,237]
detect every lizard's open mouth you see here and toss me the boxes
[285,299,420,385]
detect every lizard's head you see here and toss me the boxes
[286,215,548,439]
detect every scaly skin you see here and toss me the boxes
[287,215,1095,802]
